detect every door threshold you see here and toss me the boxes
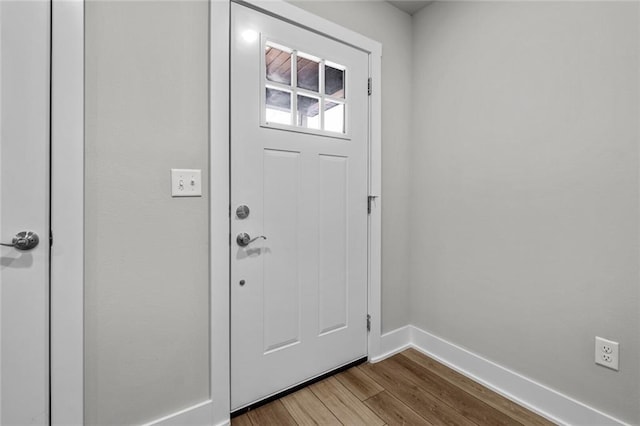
[230,356,368,418]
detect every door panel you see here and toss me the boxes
[263,149,301,352]
[318,155,348,335]
[231,3,369,410]
[0,1,51,424]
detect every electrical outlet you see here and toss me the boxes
[595,337,619,371]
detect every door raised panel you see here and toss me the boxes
[318,155,348,335]
[263,149,301,352]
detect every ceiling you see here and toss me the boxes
[387,0,433,15]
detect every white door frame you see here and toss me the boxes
[216,0,382,422]
[50,0,84,424]
[50,1,381,425]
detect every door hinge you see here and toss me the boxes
[49,230,53,248]
[367,195,378,214]
[367,77,372,96]
[367,314,371,332]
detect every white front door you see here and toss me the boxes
[231,3,370,410]
[0,1,51,424]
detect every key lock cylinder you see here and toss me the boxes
[235,205,266,287]
[235,205,267,247]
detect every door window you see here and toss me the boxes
[263,40,347,137]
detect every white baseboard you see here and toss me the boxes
[372,325,628,426]
[142,400,217,426]
[370,325,411,363]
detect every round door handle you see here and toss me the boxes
[0,231,39,251]
[236,233,267,247]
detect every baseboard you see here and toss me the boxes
[373,325,628,426]
[142,400,216,426]
[370,325,411,363]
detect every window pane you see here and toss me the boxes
[297,95,320,130]
[325,65,345,98]
[297,55,319,92]
[265,45,291,85]
[265,88,291,125]
[324,101,344,133]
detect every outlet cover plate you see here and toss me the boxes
[171,169,202,197]
[595,336,619,371]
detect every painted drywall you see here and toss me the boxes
[410,2,639,423]
[84,1,210,424]
[291,0,413,333]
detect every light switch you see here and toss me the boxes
[171,169,202,197]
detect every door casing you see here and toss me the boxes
[50,0,84,424]
[49,1,381,425]
[223,0,382,420]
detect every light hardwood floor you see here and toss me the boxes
[232,348,556,425]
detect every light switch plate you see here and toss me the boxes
[171,169,202,197]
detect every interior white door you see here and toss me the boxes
[0,1,51,424]
[231,3,370,410]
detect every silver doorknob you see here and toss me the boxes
[236,233,267,247]
[0,231,39,251]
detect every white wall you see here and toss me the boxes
[84,1,210,424]
[291,0,413,333]
[82,1,640,423]
[83,2,409,423]
[410,2,639,423]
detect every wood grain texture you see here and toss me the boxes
[400,348,554,426]
[335,366,384,401]
[364,391,433,426]
[390,354,517,426]
[359,361,476,426]
[232,350,555,426]
[309,376,385,426]
[246,401,297,426]
[280,387,341,426]
[231,413,253,426]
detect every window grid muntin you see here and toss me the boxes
[291,49,298,127]
[263,39,348,137]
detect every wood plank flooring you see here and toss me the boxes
[233,349,556,426]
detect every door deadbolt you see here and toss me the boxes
[236,205,250,219]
